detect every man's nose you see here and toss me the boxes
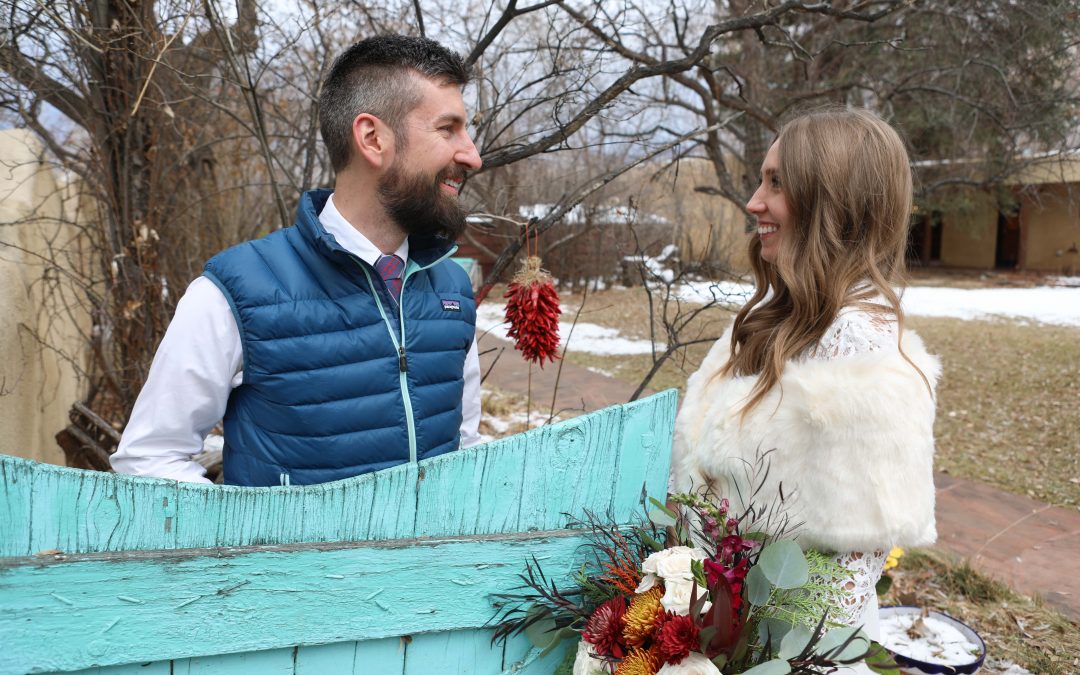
[456,134,482,171]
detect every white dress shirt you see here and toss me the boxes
[111,194,482,483]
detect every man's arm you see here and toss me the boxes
[110,277,243,483]
[458,337,482,448]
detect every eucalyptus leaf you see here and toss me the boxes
[639,530,664,552]
[816,627,871,660]
[743,530,769,541]
[745,564,773,606]
[864,641,900,673]
[740,658,792,675]
[757,540,809,589]
[524,607,557,649]
[539,627,575,658]
[649,508,677,527]
[757,616,792,651]
[779,624,813,659]
[648,497,677,518]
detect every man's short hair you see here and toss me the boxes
[320,34,470,173]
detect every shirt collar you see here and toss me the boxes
[318,193,409,267]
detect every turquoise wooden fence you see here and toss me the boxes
[0,390,677,674]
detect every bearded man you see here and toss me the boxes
[112,35,483,487]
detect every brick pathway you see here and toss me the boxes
[479,332,1080,621]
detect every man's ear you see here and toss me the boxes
[352,113,393,169]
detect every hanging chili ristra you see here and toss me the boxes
[504,256,561,367]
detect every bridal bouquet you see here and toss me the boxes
[490,491,890,675]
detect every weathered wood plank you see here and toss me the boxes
[500,635,572,674]
[518,406,623,529]
[0,391,679,557]
[612,391,677,522]
[294,641,364,675]
[174,646,296,674]
[25,464,179,556]
[0,458,33,556]
[0,531,591,673]
[73,661,171,674]
[350,637,406,674]
[404,630,505,674]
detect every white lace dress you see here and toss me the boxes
[802,306,897,641]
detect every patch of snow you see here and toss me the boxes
[586,366,616,377]
[518,203,669,226]
[674,279,754,306]
[671,280,1080,327]
[476,304,661,356]
[1050,275,1080,288]
[900,286,1080,326]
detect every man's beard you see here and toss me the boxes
[377,162,467,241]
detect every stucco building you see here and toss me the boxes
[909,152,1080,274]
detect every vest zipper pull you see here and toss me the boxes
[398,346,407,372]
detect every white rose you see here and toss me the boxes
[660,578,711,616]
[572,640,611,675]
[656,651,723,675]
[637,546,709,593]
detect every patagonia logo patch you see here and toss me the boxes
[441,299,461,312]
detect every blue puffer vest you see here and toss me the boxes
[203,189,477,487]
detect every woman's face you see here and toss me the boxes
[745,141,792,264]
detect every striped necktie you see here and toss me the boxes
[375,254,404,303]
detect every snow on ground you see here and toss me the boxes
[673,279,1080,327]
[900,285,1080,326]
[477,278,1079,359]
[476,303,660,356]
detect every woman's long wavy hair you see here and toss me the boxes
[721,108,922,414]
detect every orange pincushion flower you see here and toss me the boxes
[599,530,644,596]
[614,646,660,675]
[622,586,665,647]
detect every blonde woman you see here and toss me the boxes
[671,109,940,640]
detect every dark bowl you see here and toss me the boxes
[878,606,986,675]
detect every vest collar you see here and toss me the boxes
[296,189,456,269]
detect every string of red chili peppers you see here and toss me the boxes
[503,219,561,367]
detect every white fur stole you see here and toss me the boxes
[672,329,941,553]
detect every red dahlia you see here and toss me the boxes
[655,611,701,664]
[583,596,628,658]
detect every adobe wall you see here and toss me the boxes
[0,129,89,465]
[1022,183,1080,274]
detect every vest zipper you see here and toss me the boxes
[356,262,418,464]
[354,245,459,467]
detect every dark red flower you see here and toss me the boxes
[583,596,628,658]
[701,515,722,542]
[718,534,757,563]
[704,558,750,611]
[655,611,701,664]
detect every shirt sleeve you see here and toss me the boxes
[458,337,483,448]
[110,277,243,483]
[830,550,887,632]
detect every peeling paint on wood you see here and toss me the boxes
[0,391,677,674]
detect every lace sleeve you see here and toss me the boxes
[829,550,887,627]
[809,308,897,361]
